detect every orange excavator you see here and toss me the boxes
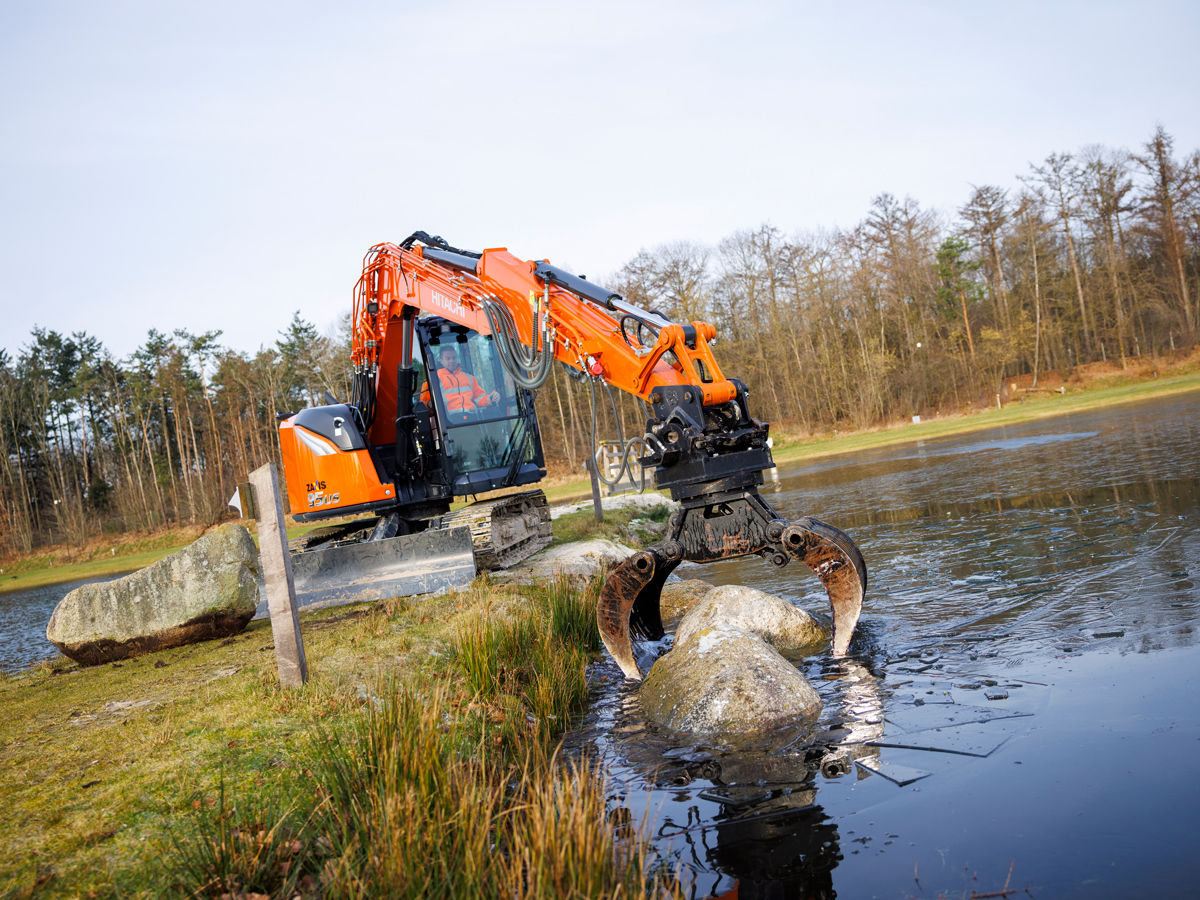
[278,232,866,679]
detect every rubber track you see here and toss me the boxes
[439,489,552,570]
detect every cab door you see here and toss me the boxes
[416,318,545,494]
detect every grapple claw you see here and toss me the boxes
[781,517,866,656]
[598,544,680,680]
[596,487,867,680]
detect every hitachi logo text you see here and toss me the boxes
[431,291,466,318]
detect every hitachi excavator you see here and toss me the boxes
[278,231,867,680]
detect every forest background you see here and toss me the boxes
[2,126,1197,555]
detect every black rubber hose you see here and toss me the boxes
[483,299,554,390]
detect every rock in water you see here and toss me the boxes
[640,627,821,745]
[658,579,715,626]
[46,524,262,665]
[639,585,830,745]
[674,585,829,659]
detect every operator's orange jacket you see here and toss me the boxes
[421,368,494,411]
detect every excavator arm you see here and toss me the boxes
[352,232,866,680]
[351,235,738,407]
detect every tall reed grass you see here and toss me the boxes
[164,576,678,899]
[166,780,315,899]
[311,685,671,899]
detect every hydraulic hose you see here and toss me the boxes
[350,369,376,428]
[482,297,554,390]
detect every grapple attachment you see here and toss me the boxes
[598,488,866,680]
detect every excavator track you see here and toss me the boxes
[439,489,552,570]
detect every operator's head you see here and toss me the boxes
[439,345,460,372]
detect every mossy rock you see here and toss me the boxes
[640,626,820,746]
[674,584,829,659]
[46,524,261,665]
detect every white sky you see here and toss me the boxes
[2,0,1197,360]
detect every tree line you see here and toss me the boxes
[0,315,349,554]
[2,126,1196,553]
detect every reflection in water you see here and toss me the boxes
[697,661,885,900]
[822,661,884,769]
[572,654,889,898]
[566,390,1200,898]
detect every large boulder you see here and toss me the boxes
[638,585,832,745]
[640,626,821,746]
[659,579,715,626]
[674,585,829,659]
[46,524,261,666]
[497,538,636,584]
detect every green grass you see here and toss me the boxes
[0,576,678,899]
[453,575,596,751]
[546,574,603,654]
[0,518,363,596]
[0,548,177,593]
[457,613,542,697]
[547,502,672,550]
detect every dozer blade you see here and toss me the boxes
[597,494,866,680]
[287,525,476,613]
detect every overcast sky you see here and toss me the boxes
[2,0,1197,361]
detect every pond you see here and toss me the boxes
[3,391,1197,896]
[0,572,130,672]
[565,390,1200,899]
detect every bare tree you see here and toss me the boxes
[1134,125,1197,339]
[1027,153,1093,356]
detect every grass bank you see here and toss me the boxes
[0,573,679,899]
[543,361,1200,505]
[0,519,373,596]
[0,528,208,595]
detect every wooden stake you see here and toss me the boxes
[248,463,308,687]
[585,456,604,523]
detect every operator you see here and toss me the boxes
[434,345,500,411]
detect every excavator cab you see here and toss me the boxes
[276,315,551,608]
[417,319,545,495]
[280,316,545,526]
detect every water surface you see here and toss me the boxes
[0,572,129,672]
[567,390,1200,899]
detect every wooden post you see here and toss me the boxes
[585,456,604,523]
[248,463,308,687]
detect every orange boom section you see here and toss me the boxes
[350,241,738,414]
[277,231,866,684]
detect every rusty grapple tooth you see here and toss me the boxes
[597,544,680,680]
[781,516,867,656]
